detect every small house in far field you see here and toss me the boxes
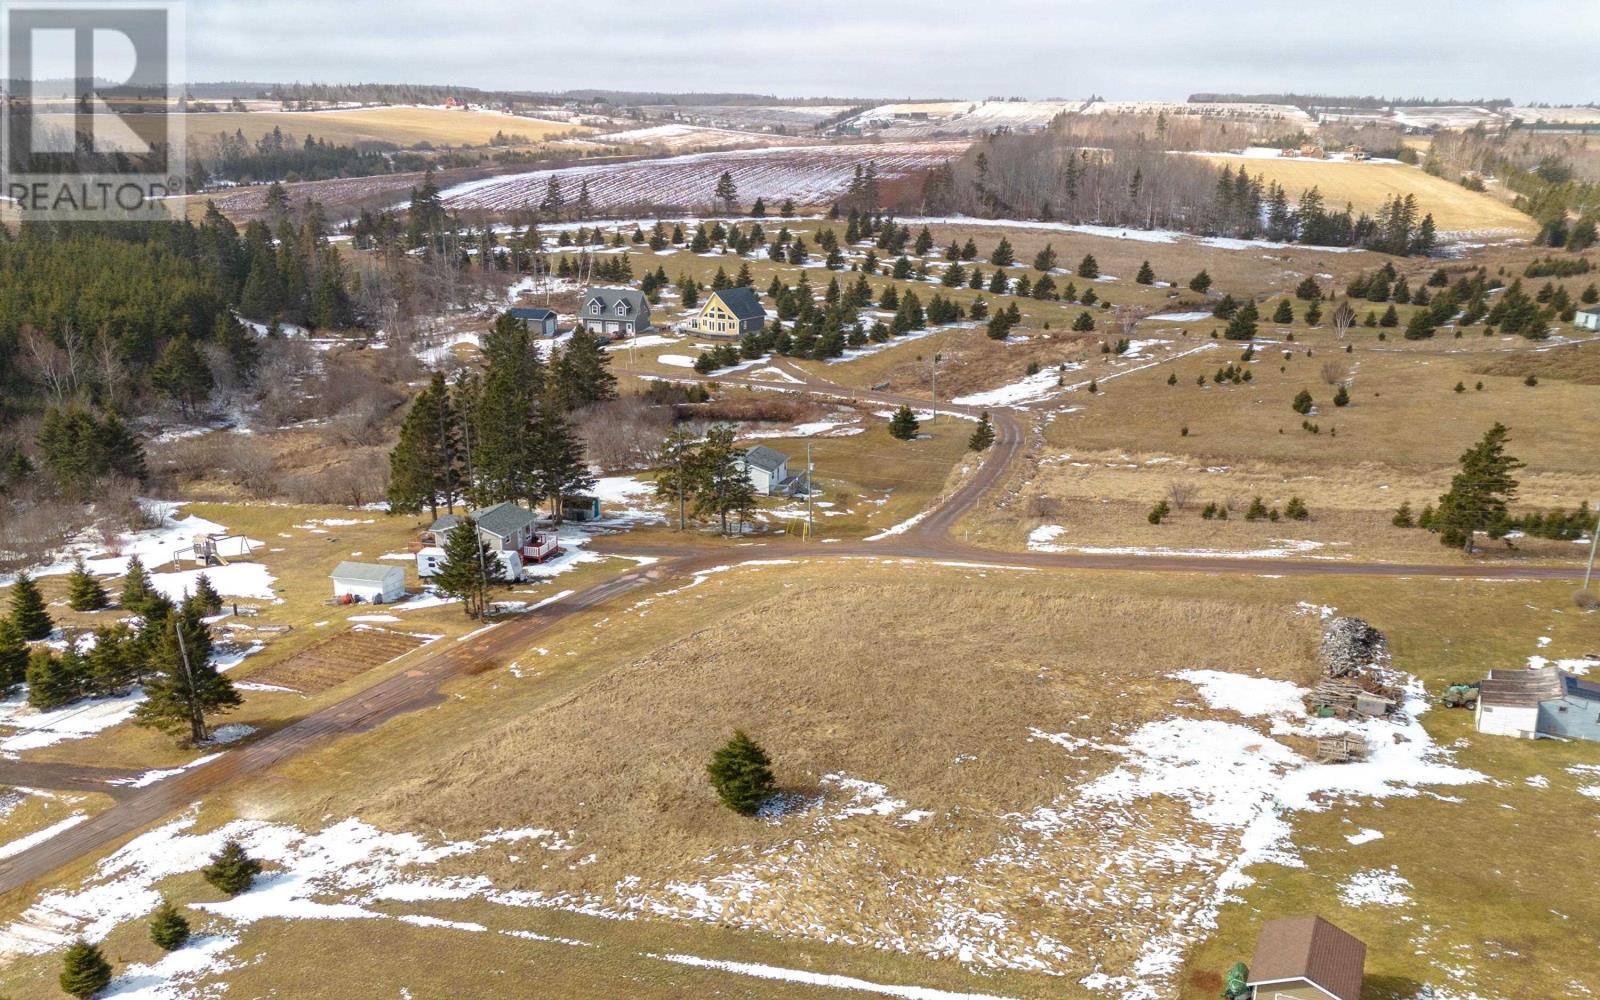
[331,562,406,604]
[1246,915,1365,1000]
[1477,666,1600,740]
[420,501,559,583]
[509,306,560,337]
[738,445,809,496]
[1575,306,1600,332]
[690,286,766,339]
[580,287,651,339]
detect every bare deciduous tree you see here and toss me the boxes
[1166,480,1198,511]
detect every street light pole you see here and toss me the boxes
[1584,508,1600,594]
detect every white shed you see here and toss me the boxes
[1576,307,1600,332]
[1475,667,1564,739]
[331,561,406,604]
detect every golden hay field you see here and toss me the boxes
[140,106,586,148]
[1195,155,1535,237]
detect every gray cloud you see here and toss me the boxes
[184,0,1600,103]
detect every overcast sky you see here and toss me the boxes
[188,0,1600,104]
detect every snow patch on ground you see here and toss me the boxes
[1339,867,1413,908]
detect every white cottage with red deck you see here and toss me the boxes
[417,501,559,583]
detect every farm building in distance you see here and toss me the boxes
[579,287,651,338]
[1475,666,1600,741]
[1246,915,1365,1000]
[558,494,601,522]
[330,562,406,604]
[508,306,560,336]
[417,501,559,583]
[689,286,766,338]
[739,445,810,496]
[1575,306,1600,332]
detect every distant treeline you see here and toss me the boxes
[1190,93,1515,111]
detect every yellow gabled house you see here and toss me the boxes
[690,286,767,339]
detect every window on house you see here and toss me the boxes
[615,302,627,315]
[590,302,600,314]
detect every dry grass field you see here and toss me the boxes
[1194,155,1537,238]
[2,559,1592,999]
[164,106,587,148]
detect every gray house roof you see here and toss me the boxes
[1479,667,1567,708]
[509,306,557,323]
[742,445,789,473]
[331,561,401,583]
[1564,674,1600,702]
[582,287,650,321]
[429,501,539,539]
[711,286,765,322]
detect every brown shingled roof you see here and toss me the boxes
[1479,667,1566,709]
[1248,915,1366,1000]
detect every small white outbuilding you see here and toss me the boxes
[330,561,406,604]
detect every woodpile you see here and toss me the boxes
[1316,733,1369,764]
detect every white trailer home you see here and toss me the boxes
[330,561,406,604]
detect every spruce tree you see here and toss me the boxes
[0,618,27,696]
[8,572,52,640]
[1072,311,1096,332]
[1291,389,1314,414]
[706,730,776,815]
[534,387,595,521]
[1033,243,1057,272]
[990,237,1015,267]
[1077,254,1099,279]
[1433,423,1522,552]
[134,602,239,744]
[149,896,191,950]
[27,649,78,709]
[888,405,920,441]
[551,327,618,411]
[190,574,223,616]
[1272,299,1294,324]
[433,516,506,618]
[968,412,996,451]
[58,937,112,999]
[1135,260,1155,284]
[202,839,263,896]
[120,556,157,616]
[1189,269,1212,293]
[1333,384,1350,407]
[152,336,215,416]
[66,557,109,613]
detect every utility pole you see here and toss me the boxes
[930,352,941,423]
[174,617,207,745]
[1585,507,1600,594]
[805,440,814,541]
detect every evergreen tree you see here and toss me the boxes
[1294,275,1323,301]
[190,573,223,616]
[1076,254,1099,278]
[1333,384,1350,407]
[134,602,239,744]
[1033,243,1057,272]
[534,387,594,521]
[888,405,920,440]
[991,237,1015,267]
[58,937,113,999]
[120,556,158,617]
[1272,299,1294,324]
[691,426,756,536]
[0,618,26,696]
[1072,311,1096,332]
[1291,389,1314,414]
[387,372,460,520]
[9,572,52,640]
[433,516,506,619]
[152,336,214,416]
[968,412,996,451]
[66,557,109,612]
[655,429,702,531]
[713,170,739,212]
[1189,269,1212,293]
[1135,260,1155,284]
[149,896,191,950]
[202,839,263,896]
[706,730,776,815]
[27,649,78,709]
[551,326,618,411]
[1433,423,1522,552]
